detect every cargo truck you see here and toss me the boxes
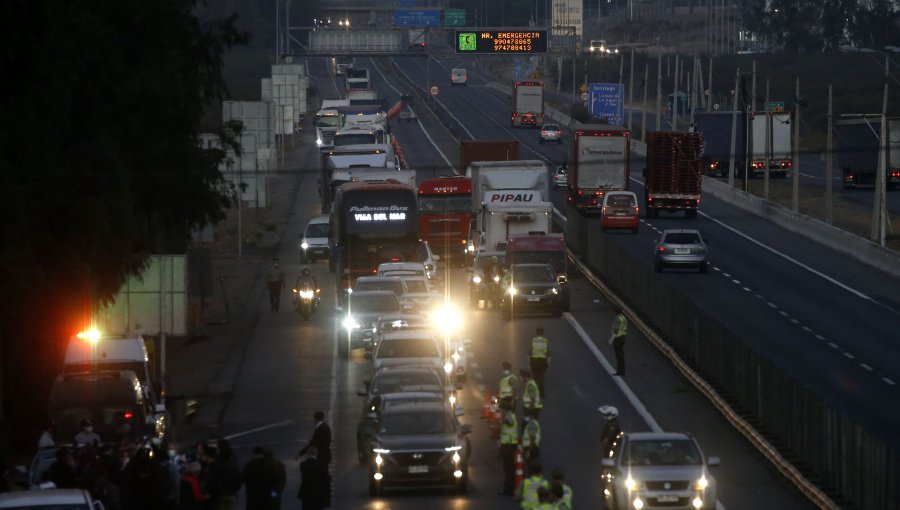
[512,81,545,128]
[693,111,746,177]
[568,125,630,213]
[833,115,900,190]
[507,233,570,311]
[643,132,703,218]
[418,176,473,264]
[466,160,551,253]
[314,99,350,149]
[459,139,520,174]
[750,111,793,178]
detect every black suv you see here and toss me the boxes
[367,400,473,496]
[500,263,568,319]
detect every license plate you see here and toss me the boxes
[526,296,541,302]
[674,248,691,254]
[657,495,679,503]
[408,465,428,474]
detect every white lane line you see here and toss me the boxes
[860,364,874,371]
[883,378,896,385]
[562,312,662,433]
[815,334,826,340]
[790,318,800,324]
[843,352,855,359]
[778,310,789,317]
[697,209,879,304]
[368,57,455,170]
[722,272,731,278]
[828,342,839,349]
[732,279,741,284]
[755,294,764,299]
[224,420,294,440]
[802,326,812,332]
[768,302,778,308]
[390,57,475,139]
[742,287,752,292]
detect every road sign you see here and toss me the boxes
[455,30,547,54]
[580,92,588,102]
[588,83,625,125]
[767,101,785,112]
[444,8,466,26]
[393,9,441,27]
[713,103,720,110]
[430,85,440,97]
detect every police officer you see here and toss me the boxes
[267,258,286,312]
[550,467,573,510]
[598,405,622,457]
[498,410,519,495]
[520,369,542,419]
[521,414,542,470]
[529,327,550,396]
[514,460,548,509]
[609,307,627,375]
[498,361,519,411]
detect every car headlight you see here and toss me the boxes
[301,241,309,250]
[375,454,383,465]
[467,244,475,252]
[444,445,462,452]
[625,476,639,491]
[507,286,517,296]
[299,290,315,299]
[550,288,559,295]
[451,351,461,362]
[444,361,453,374]
[343,316,360,330]
[493,275,500,283]
[694,475,708,491]
[373,448,390,454]
[316,138,323,146]
[452,452,461,463]
[471,275,482,284]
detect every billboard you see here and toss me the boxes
[393,8,441,27]
[589,83,625,125]
[455,30,547,54]
[551,0,583,36]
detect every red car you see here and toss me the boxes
[601,191,640,234]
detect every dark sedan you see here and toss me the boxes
[501,263,568,319]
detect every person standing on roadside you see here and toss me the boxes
[609,307,627,376]
[242,446,286,510]
[207,439,242,510]
[520,369,542,419]
[267,258,286,312]
[297,411,332,508]
[38,422,55,449]
[498,410,519,496]
[529,327,550,396]
[297,446,329,510]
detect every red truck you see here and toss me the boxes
[459,139,519,175]
[644,132,703,218]
[568,125,631,213]
[417,176,472,264]
[511,81,545,128]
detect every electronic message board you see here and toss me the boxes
[455,30,547,54]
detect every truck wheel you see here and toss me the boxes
[685,209,697,219]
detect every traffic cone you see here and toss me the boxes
[514,446,525,490]
[481,389,492,420]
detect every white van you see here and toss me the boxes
[451,68,467,87]
[300,214,331,263]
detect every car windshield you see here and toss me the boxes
[371,372,441,394]
[543,125,559,131]
[305,223,329,238]
[379,411,452,435]
[315,115,341,128]
[509,252,565,274]
[476,256,506,270]
[350,294,400,313]
[355,281,404,296]
[664,233,702,244]
[623,439,702,466]
[404,279,428,293]
[513,265,554,282]
[377,338,439,359]
[607,195,636,206]
[419,195,472,214]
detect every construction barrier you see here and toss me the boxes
[514,446,525,490]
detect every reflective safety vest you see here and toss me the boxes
[501,272,512,288]
[612,313,627,338]
[521,419,542,448]
[530,335,550,359]
[500,413,519,445]
[499,373,518,398]
[520,476,549,510]
[522,379,542,410]
[557,484,573,510]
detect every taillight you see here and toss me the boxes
[124,412,134,420]
[634,206,640,212]
[601,206,607,214]
[391,257,400,262]
[657,246,665,252]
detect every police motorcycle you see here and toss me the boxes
[292,271,321,320]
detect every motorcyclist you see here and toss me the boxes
[293,268,319,310]
[598,405,622,457]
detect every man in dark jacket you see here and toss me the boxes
[297,446,329,510]
[242,446,286,510]
[206,439,242,509]
[297,411,332,507]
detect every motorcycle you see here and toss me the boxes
[292,285,320,320]
[486,273,502,308]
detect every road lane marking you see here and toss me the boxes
[224,420,294,440]
[390,58,474,139]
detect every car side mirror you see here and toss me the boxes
[433,254,441,261]
[460,424,474,435]
[556,275,567,285]
[601,458,615,468]
[707,456,721,467]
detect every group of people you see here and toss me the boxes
[32,411,334,510]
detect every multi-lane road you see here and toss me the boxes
[209,55,899,509]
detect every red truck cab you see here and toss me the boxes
[417,176,473,264]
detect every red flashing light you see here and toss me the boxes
[391,257,400,262]
[124,412,134,420]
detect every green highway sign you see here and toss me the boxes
[455,30,547,54]
[767,101,785,112]
[444,8,466,26]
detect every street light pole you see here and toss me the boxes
[792,76,800,212]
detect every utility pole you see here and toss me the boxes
[708,56,713,111]
[826,85,833,224]
[642,62,649,142]
[728,68,740,187]
[628,50,635,132]
[764,79,771,201]
[873,55,889,245]
[792,76,800,212]
[672,55,679,131]
[751,60,756,113]
[656,43,662,131]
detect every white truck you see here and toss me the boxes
[512,81,545,127]
[750,111,793,178]
[568,125,631,213]
[466,160,551,253]
[314,99,350,149]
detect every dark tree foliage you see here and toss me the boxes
[0,0,245,438]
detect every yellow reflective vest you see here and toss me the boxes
[520,475,549,510]
[530,335,550,359]
[522,379,542,410]
[612,313,627,338]
[522,419,542,448]
[500,413,519,445]
[499,373,518,398]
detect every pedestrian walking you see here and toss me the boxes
[267,258,286,312]
[521,415,542,471]
[529,327,550,396]
[550,467,573,510]
[179,461,208,509]
[514,460,548,509]
[498,361,519,411]
[498,411,519,495]
[242,446,286,510]
[38,422,55,450]
[297,446,329,510]
[609,307,627,375]
[297,411,332,507]
[520,369,543,419]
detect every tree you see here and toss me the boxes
[0,0,246,438]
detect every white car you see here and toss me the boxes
[419,241,441,281]
[450,68,467,86]
[300,214,331,263]
[0,488,105,509]
[372,330,444,374]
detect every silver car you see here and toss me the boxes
[539,123,563,144]
[654,229,708,273]
[552,165,568,189]
[601,432,719,510]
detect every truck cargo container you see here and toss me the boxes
[750,111,793,178]
[833,115,900,190]
[567,125,630,213]
[693,111,746,177]
[459,139,519,175]
[644,131,703,218]
[512,81,545,128]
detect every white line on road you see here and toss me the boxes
[390,58,474,139]
[224,420,294,440]
[882,377,896,385]
[860,364,873,371]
